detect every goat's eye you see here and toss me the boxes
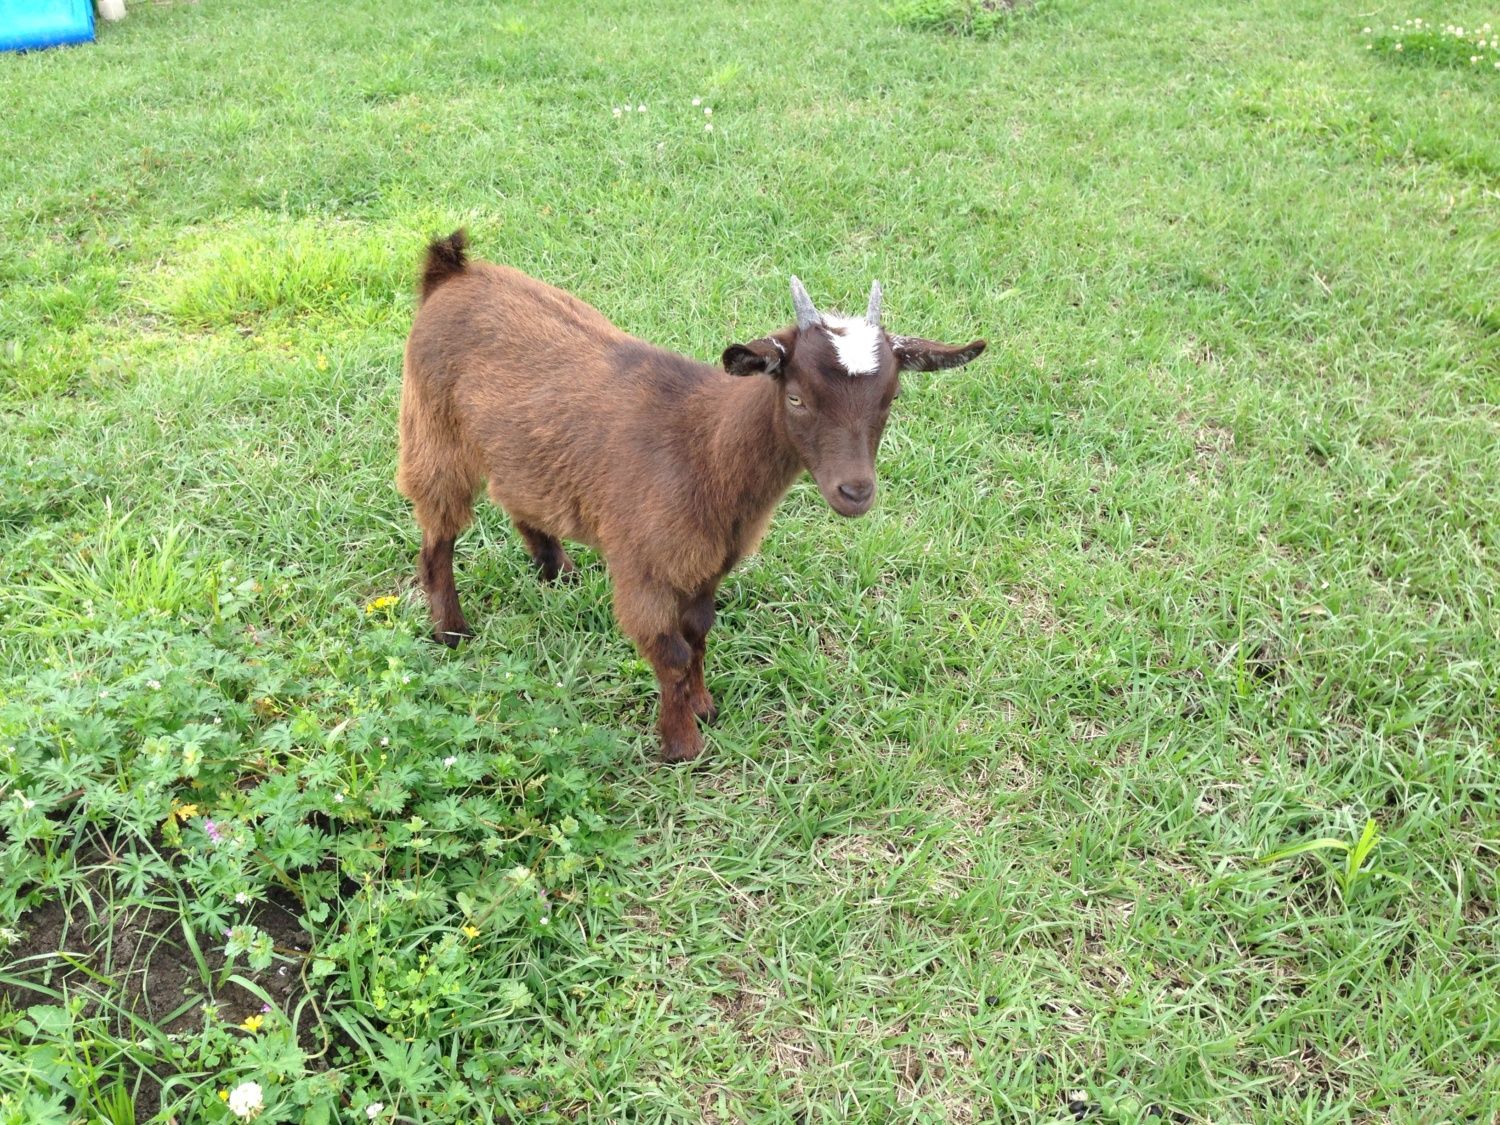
[786,394,804,408]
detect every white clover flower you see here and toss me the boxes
[227,1081,264,1119]
[692,96,701,105]
[1362,27,1370,34]
[443,755,457,767]
[379,737,389,747]
[99,689,109,698]
[703,107,712,117]
[1394,42,1402,50]
[365,1105,385,1120]
[612,106,622,117]
[333,792,345,803]
[637,104,646,113]
[147,679,161,691]
[235,891,250,904]
[704,123,713,132]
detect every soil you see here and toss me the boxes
[2,864,315,1121]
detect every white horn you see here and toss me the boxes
[790,276,821,330]
[866,279,883,326]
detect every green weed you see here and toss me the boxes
[891,0,1044,38]
[153,218,420,330]
[1,547,631,1119]
[1259,817,1412,899]
[1362,17,1500,72]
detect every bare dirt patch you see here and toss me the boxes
[2,866,315,1120]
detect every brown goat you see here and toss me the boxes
[397,231,985,762]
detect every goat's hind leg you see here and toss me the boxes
[403,479,477,647]
[418,527,472,647]
[397,367,481,647]
[516,522,576,583]
[680,588,718,724]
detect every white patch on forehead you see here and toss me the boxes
[822,316,882,376]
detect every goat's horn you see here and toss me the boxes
[789,276,821,330]
[866,280,883,326]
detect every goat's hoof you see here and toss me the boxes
[536,553,577,583]
[660,733,704,764]
[434,625,473,648]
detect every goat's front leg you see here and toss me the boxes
[614,574,703,763]
[679,587,718,724]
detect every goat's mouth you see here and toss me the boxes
[832,500,873,518]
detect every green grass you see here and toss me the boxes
[2,0,1499,1121]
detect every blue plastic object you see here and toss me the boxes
[0,0,95,53]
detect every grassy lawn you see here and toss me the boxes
[2,0,1498,1121]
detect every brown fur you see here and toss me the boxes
[397,230,985,762]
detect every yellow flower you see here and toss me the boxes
[241,1014,264,1033]
[462,924,480,939]
[219,1089,230,1102]
[316,354,329,372]
[364,594,399,615]
[164,801,200,831]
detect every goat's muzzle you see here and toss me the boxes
[824,477,876,518]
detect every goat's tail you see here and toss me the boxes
[419,229,468,302]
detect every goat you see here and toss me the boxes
[397,230,985,762]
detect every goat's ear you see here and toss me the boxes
[893,337,986,373]
[721,337,786,377]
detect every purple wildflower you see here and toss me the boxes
[204,819,224,844]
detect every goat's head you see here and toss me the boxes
[722,278,986,517]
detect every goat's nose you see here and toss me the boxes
[838,480,874,504]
